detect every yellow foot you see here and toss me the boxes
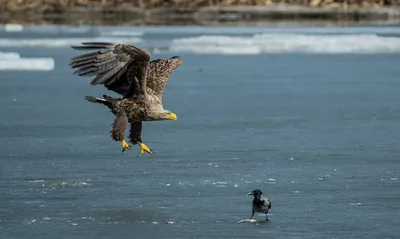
[122,140,131,152]
[139,142,153,155]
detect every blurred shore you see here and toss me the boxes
[1,0,400,26]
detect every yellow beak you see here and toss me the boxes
[168,112,177,121]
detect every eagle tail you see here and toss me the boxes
[84,95,114,110]
[85,95,107,103]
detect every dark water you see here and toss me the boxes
[0,26,400,239]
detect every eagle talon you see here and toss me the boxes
[122,140,131,152]
[139,142,153,155]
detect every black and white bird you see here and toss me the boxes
[247,189,272,221]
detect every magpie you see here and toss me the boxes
[247,189,272,221]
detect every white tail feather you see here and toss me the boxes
[84,96,106,103]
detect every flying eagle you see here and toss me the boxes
[69,42,182,155]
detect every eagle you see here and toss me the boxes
[69,42,182,155]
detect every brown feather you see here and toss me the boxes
[128,122,143,145]
[146,56,183,100]
[110,111,128,142]
[70,42,151,98]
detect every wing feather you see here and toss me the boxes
[69,42,151,97]
[146,56,182,100]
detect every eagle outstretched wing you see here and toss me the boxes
[146,56,183,100]
[69,42,151,98]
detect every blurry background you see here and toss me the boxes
[1,0,400,25]
[0,1,400,239]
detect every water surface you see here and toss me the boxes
[0,25,399,239]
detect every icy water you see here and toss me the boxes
[1,25,400,238]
